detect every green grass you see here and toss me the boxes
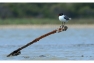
[0,18,94,25]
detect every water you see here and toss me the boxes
[0,28,94,60]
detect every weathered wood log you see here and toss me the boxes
[7,26,68,57]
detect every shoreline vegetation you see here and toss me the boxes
[0,18,94,29]
[0,18,94,24]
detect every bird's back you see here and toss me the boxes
[64,15,70,20]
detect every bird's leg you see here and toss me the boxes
[57,22,65,33]
[62,22,65,28]
[57,22,62,33]
[58,22,64,32]
[61,22,64,31]
[63,22,66,31]
[64,22,65,27]
[60,22,64,28]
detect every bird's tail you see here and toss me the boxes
[69,18,71,20]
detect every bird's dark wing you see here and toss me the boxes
[64,15,69,20]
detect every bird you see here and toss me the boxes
[58,13,71,28]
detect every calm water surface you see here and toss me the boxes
[0,28,94,60]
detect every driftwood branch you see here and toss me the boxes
[7,26,68,57]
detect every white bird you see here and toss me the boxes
[58,13,71,28]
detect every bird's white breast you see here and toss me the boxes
[59,15,66,22]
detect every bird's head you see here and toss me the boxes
[58,13,64,16]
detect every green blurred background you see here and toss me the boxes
[0,3,94,25]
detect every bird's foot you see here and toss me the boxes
[60,25,68,31]
[60,25,65,31]
[57,25,65,33]
[60,25,64,28]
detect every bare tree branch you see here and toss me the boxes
[7,26,68,57]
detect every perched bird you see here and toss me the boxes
[58,13,71,28]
